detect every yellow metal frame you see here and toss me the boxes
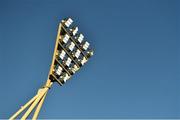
[9,23,62,120]
[10,19,93,119]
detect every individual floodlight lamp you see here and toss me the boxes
[9,17,94,120]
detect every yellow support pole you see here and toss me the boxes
[9,80,53,120]
[21,88,48,120]
[32,81,53,119]
[32,90,48,119]
[9,94,38,120]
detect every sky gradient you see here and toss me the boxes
[0,0,180,119]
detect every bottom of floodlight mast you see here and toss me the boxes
[9,79,53,120]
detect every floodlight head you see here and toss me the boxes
[64,18,73,27]
[48,18,94,85]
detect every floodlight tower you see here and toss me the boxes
[9,18,94,120]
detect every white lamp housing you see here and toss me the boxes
[59,50,66,60]
[66,57,72,67]
[55,65,62,76]
[69,42,75,51]
[63,73,70,82]
[81,57,87,65]
[75,49,81,58]
[63,34,69,44]
[83,41,89,50]
[65,18,73,27]
[71,64,79,73]
[72,27,78,35]
[78,34,84,43]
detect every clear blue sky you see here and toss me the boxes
[0,0,179,119]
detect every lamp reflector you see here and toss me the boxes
[59,50,66,60]
[71,64,79,73]
[78,34,84,43]
[81,57,87,65]
[55,65,63,76]
[75,49,81,58]
[63,34,69,43]
[72,27,78,35]
[60,73,70,82]
[66,57,72,67]
[69,42,75,51]
[65,18,73,27]
[83,41,90,50]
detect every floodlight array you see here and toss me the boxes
[9,18,94,120]
[49,18,93,85]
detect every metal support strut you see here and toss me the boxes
[9,80,53,120]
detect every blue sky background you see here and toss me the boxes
[0,0,179,119]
